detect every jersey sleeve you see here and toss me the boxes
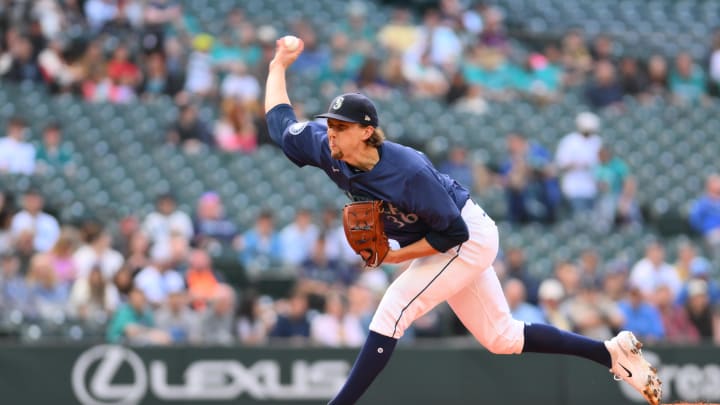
[266,103,326,168]
[403,166,462,231]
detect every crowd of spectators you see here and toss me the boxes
[1,0,720,347]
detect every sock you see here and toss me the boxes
[328,331,398,405]
[522,323,611,368]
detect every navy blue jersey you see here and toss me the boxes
[267,104,470,248]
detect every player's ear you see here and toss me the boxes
[362,125,374,141]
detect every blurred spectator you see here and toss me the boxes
[504,278,544,324]
[112,267,134,299]
[270,290,311,340]
[280,208,319,268]
[377,8,418,54]
[618,57,647,97]
[689,174,720,259]
[555,112,602,213]
[141,52,183,98]
[213,98,258,153]
[618,282,665,342]
[500,133,559,224]
[26,253,69,321]
[554,260,581,299]
[142,193,193,258]
[236,292,272,345]
[403,51,449,98]
[564,277,624,340]
[3,35,42,83]
[68,267,120,323]
[578,248,601,282]
[0,191,16,254]
[0,252,31,315]
[166,103,215,152]
[537,278,571,330]
[654,283,700,344]
[673,241,699,282]
[73,223,123,280]
[406,8,462,70]
[197,284,236,345]
[670,52,706,105]
[239,210,283,275]
[115,215,140,257]
[11,189,60,253]
[106,287,171,344]
[311,291,364,347]
[185,249,220,310]
[291,22,330,75]
[37,38,78,93]
[594,146,630,231]
[141,0,182,54]
[445,70,470,105]
[630,242,682,301]
[124,230,150,274]
[380,52,410,91]
[192,192,238,251]
[675,257,720,307]
[220,62,261,103]
[355,58,392,98]
[645,54,670,101]
[184,33,215,98]
[584,60,623,110]
[134,250,185,307]
[106,44,141,88]
[0,117,36,175]
[439,146,475,191]
[478,7,508,54]
[155,290,201,344]
[301,236,350,286]
[47,227,80,285]
[85,0,119,33]
[614,177,643,229]
[560,29,592,86]
[684,279,719,342]
[590,34,615,63]
[35,122,75,176]
[710,31,720,97]
[503,247,539,305]
[602,259,630,302]
[452,84,488,115]
[336,1,374,55]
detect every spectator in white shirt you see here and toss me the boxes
[220,62,261,103]
[311,291,365,347]
[555,112,603,212]
[135,249,185,307]
[10,189,60,253]
[630,242,682,301]
[142,193,193,258]
[73,223,124,281]
[0,117,36,175]
[280,208,319,268]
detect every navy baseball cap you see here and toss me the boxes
[315,93,379,127]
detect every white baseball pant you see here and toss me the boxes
[369,199,525,354]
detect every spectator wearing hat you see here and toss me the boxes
[10,189,60,253]
[689,174,720,260]
[675,257,720,307]
[0,117,36,175]
[618,282,665,343]
[537,278,571,330]
[684,279,720,342]
[555,112,603,213]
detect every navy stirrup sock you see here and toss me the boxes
[522,323,611,368]
[328,331,398,405]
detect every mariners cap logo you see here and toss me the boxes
[364,114,371,121]
[332,96,344,110]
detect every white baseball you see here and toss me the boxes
[282,35,300,51]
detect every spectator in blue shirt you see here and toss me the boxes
[675,257,720,307]
[270,290,311,340]
[239,211,284,274]
[504,278,545,324]
[689,174,720,259]
[619,283,665,343]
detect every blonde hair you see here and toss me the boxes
[362,126,385,147]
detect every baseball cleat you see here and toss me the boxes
[605,331,662,405]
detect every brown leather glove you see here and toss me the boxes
[342,200,390,267]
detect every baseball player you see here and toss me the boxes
[264,38,662,405]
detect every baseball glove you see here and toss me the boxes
[343,200,390,268]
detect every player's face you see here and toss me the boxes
[326,119,366,160]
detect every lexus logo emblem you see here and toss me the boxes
[72,345,147,405]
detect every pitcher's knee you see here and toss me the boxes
[484,318,525,355]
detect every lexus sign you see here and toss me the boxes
[71,345,350,405]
